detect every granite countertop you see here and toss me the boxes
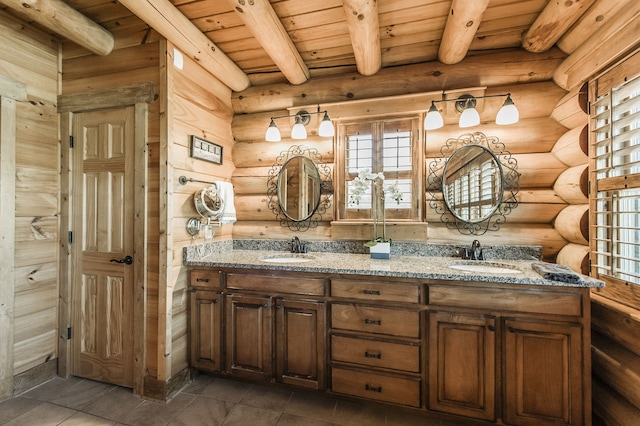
[184,240,604,288]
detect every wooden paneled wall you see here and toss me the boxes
[163,43,234,380]
[230,50,584,261]
[0,13,60,399]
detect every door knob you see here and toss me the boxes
[110,255,133,265]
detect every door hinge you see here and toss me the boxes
[69,135,74,148]
[67,326,72,340]
[68,231,73,244]
[587,101,591,115]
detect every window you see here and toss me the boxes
[337,117,421,221]
[591,73,640,285]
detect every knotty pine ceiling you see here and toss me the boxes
[3,0,612,88]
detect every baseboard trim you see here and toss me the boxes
[142,367,191,402]
[13,359,58,396]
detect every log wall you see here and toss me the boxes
[0,13,60,400]
[230,52,581,260]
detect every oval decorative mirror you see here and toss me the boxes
[277,156,321,221]
[427,132,519,235]
[267,145,332,231]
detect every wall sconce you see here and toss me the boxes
[265,109,335,142]
[424,93,519,130]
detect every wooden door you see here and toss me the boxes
[428,311,496,421]
[504,318,582,426]
[71,107,135,387]
[190,290,223,372]
[275,298,326,390]
[225,293,273,380]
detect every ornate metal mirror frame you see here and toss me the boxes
[426,132,520,235]
[267,145,333,231]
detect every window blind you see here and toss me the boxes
[592,74,640,284]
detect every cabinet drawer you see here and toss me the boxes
[331,367,421,407]
[429,285,582,316]
[226,273,326,296]
[331,304,420,338]
[331,335,420,373]
[331,279,420,303]
[190,270,221,289]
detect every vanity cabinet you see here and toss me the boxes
[329,278,424,407]
[503,318,583,426]
[225,293,273,380]
[223,271,328,388]
[428,283,588,426]
[189,271,223,372]
[428,311,496,420]
[188,267,592,425]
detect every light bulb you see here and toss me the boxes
[265,119,281,142]
[459,107,480,128]
[318,112,335,137]
[291,117,307,139]
[496,95,519,125]
[424,102,444,130]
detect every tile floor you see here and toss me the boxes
[0,374,475,426]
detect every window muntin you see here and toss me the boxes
[341,117,419,220]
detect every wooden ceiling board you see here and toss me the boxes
[27,0,592,88]
[271,0,344,18]
[174,0,233,18]
[190,12,244,33]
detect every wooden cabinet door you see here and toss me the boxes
[275,298,326,390]
[504,319,582,426]
[428,311,496,421]
[225,294,273,380]
[190,291,222,372]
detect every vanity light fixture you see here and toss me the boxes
[265,109,335,142]
[424,93,519,130]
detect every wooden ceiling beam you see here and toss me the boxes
[342,0,381,76]
[522,0,596,53]
[438,0,490,65]
[554,2,640,90]
[0,0,114,55]
[117,0,250,92]
[227,0,309,85]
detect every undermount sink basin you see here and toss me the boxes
[448,261,522,274]
[260,254,316,263]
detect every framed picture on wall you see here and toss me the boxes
[189,135,223,165]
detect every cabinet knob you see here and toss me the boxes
[488,325,495,332]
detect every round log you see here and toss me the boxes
[550,83,588,129]
[554,164,588,204]
[554,204,589,245]
[556,243,590,275]
[552,125,588,167]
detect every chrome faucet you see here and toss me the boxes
[290,236,307,253]
[462,240,484,260]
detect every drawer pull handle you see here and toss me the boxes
[364,289,381,295]
[364,319,381,326]
[196,278,210,283]
[364,351,381,359]
[365,384,382,393]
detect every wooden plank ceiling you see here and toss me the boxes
[0,0,618,90]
